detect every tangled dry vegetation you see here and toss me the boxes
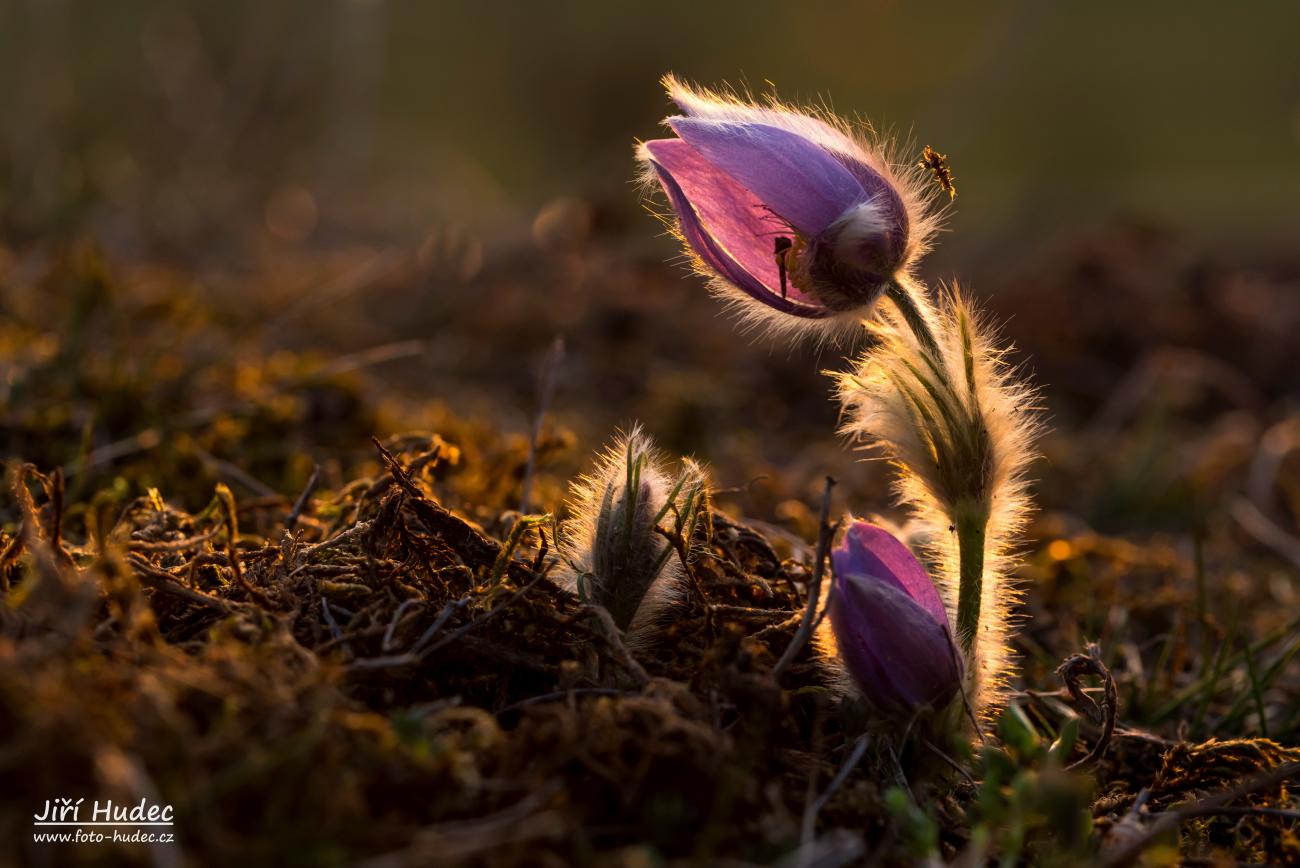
[2,232,1300,865]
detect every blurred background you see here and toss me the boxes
[4,1,1299,259]
[6,6,1300,858]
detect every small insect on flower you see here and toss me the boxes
[827,520,962,716]
[553,426,709,644]
[918,145,956,200]
[637,75,943,340]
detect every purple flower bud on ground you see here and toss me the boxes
[637,77,938,334]
[829,521,962,715]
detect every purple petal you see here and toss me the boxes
[643,138,829,318]
[832,159,910,266]
[665,77,886,199]
[660,78,912,267]
[667,119,866,237]
[832,522,949,627]
[830,572,962,711]
[831,153,902,209]
[667,79,860,157]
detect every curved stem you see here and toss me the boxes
[883,280,940,358]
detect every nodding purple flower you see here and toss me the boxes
[829,521,962,715]
[638,76,939,337]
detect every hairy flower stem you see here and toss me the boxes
[953,499,989,654]
[884,280,988,657]
[883,281,939,357]
[839,280,1040,723]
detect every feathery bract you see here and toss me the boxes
[554,427,708,643]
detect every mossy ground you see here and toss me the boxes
[2,227,1299,865]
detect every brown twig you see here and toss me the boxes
[710,510,789,569]
[344,573,548,674]
[291,520,376,573]
[409,598,473,654]
[320,597,349,651]
[772,477,836,682]
[531,529,549,573]
[802,733,871,851]
[655,524,709,612]
[313,339,427,378]
[374,439,486,557]
[0,527,20,590]
[1098,762,1300,868]
[381,598,422,652]
[286,464,321,531]
[195,447,279,499]
[127,527,224,553]
[4,463,78,578]
[126,555,231,614]
[213,483,273,607]
[1057,642,1117,770]
[923,738,976,786]
[186,552,231,589]
[370,438,563,599]
[46,467,70,564]
[0,467,38,592]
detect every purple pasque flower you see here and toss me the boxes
[638,76,936,334]
[829,520,962,715]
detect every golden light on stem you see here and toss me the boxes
[837,279,1040,724]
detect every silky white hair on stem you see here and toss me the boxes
[835,280,1041,724]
